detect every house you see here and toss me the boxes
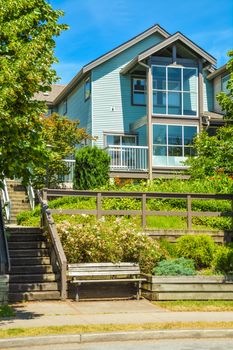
[38,24,229,180]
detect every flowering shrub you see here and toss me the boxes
[57,217,162,273]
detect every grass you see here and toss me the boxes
[0,305,15,318]
[0,322,233,338]
[153,300,233,312]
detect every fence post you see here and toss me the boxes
[141,193,146,229]
[187,195,192,229]
[97,192,102,220]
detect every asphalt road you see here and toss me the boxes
[8,338,233,350]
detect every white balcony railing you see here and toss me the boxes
[106,145,148,171]
[62,159,76,183]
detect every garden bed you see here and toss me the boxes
[142,275,233,301]
[0,275,9,305]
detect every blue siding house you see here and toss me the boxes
[38,24,227,180]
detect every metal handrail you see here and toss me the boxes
[27,183,35,210]
[0,201,10,274]
[37,190,67,299]
[1,179,11,222]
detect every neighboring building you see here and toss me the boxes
[37,24,230,180]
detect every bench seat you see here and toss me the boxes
[67,262,145,301]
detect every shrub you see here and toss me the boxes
[152,257,196,276]
[212,244,233,274]
[74,146,110,189]
[175,235,216,269]
[57,217,162,273]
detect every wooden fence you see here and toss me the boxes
[43,189,233,231]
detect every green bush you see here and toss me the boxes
[212,244,233,274]
[74,146,110,189]
[152,257,196,276]
[175,235,216,269]
[57,217,162,273]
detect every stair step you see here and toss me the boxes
[7,234,45,242]
[9,273,59,283]
[6,227,42,234]
[9,282,60,292]
[11,257,51,266]
[8,241,48,249]
[11,265,54,274]
[8,291,61,302]
[9,249,49,257]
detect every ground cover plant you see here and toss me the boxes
[152,301,233,312]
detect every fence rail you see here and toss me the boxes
[43,189,233,230]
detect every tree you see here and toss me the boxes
[187,50,233,177]
[216,50,233,122]
[32,113,90,188]
[0,0,68,186]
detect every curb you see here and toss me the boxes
[0,329,233,348]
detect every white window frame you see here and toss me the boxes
[221,74,230,94]
[152,123,198,168]
[62,99,67,115]
[152,65,198,117]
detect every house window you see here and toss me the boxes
[84,77,91,101]
[106,134,137,146]
[132,77,146,105]
[222,74,230,94]
[152,66,198,116]
[152,124,197,167]
[63,99,67,115]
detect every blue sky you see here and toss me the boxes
[49,0,233,84]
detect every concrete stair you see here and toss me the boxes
[6,179,31,224]
[7,226,61,302]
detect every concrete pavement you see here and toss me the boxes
[1,299,233,329]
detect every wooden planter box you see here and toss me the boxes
[0,275,9,305]
[142,275,233,301]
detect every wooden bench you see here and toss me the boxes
[67,262,146,301]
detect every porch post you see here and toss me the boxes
[147,59,153,181]
[198,59,204,131]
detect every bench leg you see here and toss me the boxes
[75,286,80,302]
[136,281,141,300]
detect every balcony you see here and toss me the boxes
[106,145,148,172]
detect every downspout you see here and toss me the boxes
[138,60,153,182]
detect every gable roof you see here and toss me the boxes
[33,85,66,106]
[207,64,227,80]
[121,32,216,74]
[53,24,169,105]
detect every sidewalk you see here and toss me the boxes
[1,299,233,329]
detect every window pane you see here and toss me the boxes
[133,92,146,105]
[183,68,197,92]
[153,124,167,144]
[85,79,91,100]
[184,147,196,156]
[106,135,120,146]
[153,146,167,156]
[168,92,181,115]
[133,78,146,91]
[153,91,166,114]
[222,74,230,93]
[152,66,166,90]
[168,125,182,145]
[168,68,181,91]
[122,136,136,145]
[184,126,197,145]
[168,146,182,156]
[183,92,197,115]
